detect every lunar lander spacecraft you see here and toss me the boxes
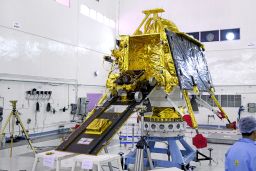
[57,8,236,170]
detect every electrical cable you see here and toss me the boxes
[34,112,38,132]
[35,103,40,131]
[46,103,51,112]
[36,102,40,112]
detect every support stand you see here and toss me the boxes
[133,111,154,171]
[104,146,114,171]
[119,152,124,169]
[134,136,154,171]
[0,101,36,157]
[126,136,196,170]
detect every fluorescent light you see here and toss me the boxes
[80,5,114,29]
[109,19,115,28]
[226,32,235,40]
[80,4,89,16]
[96,12,104,23]
[103,16,110,26]
[89,9,97,20]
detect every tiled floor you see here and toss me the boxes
[0,133,232,171]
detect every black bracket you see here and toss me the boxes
[195,149,212,162]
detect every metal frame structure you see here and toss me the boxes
[126,136,196,169]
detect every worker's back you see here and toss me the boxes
[225,138,256,171]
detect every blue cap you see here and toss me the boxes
[239,116,256,133]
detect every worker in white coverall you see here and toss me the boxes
[225,116,256,171]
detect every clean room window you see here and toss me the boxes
[200,94,241,107]
[187,28,240,43]
[221,95,228,107]
[187,32,200,40]
[220,28,240,41]
[200,30,219,42]
[228,95,235,107]
[234,95,241,107]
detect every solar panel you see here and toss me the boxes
[166,29,213,92]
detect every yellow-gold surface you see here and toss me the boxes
[85,118,112,135]
[145,107,182,122]
[106,8,201,93]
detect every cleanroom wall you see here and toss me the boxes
[0,0,118,134]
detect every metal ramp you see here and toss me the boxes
[57,80,154,155]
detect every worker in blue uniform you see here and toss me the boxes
[225,116,256,171]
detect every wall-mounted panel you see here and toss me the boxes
[76,48,111,85]
[0,0,78,45]
[78,16,115,54]
[0,0,118,55]
[0,27,77,79]
[0,0,118,84]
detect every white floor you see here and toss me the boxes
[0,133,232,171]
